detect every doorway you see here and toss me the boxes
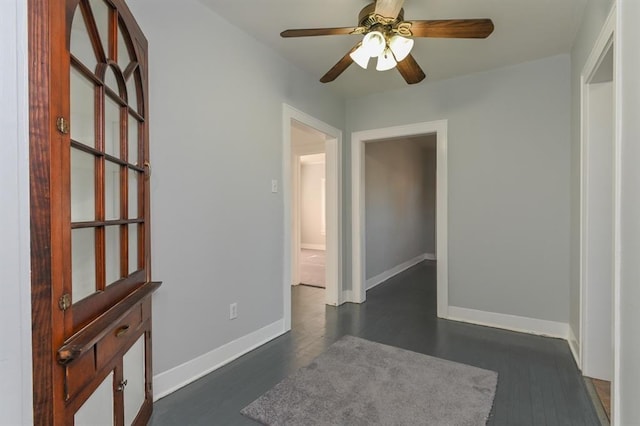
[579,12,616,422]
[282,105,342,332]
[298,152,327,289]
[351,120,448,317]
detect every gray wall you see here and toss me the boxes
[347,54,571,322]
[618,0,640,421]
[568,0,612,347]
[128,0,345,375]
[301,161,326,247]
[0,0,32,423]
[365,137,436,279]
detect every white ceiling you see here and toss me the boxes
[198,0,588,98]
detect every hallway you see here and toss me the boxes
[151,261,599,425]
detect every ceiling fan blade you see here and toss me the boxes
[396,54,426,84]
[320,45,359,83]
[280,27,359,37]
[374,0,405,19]
[407,19,494,38]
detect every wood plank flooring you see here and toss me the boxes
[150,261,599,425]
[590,378,611,421]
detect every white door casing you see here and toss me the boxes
[282,104,342,331]
[351,120,448,318]
[579,3,619,423]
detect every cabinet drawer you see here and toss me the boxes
[65,347,96,401]
[96,305,143,368]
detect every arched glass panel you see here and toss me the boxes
[104,66,121,96]
[117,22,133,70]
[125,69,140,114]
[88,0,111,58]
[70,7,97,70]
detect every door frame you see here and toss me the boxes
[578,4,619,423]
[282,104,342,331]
[350,120,448,318]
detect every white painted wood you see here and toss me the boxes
[74,372,115,426]
[123,336,146,425]
[366,253,429,290]
[283,104,342,315]
[294,141,325,156]
[351,120,448,316]
[448,306,570,339]
[301,243,326,250]
[291,154,301,286]
[583,79,614,381]
[578,0,617,401]
[1,0,31,423]
[325,133,341,305]
[569,326,581,368]
[153,319,285,400]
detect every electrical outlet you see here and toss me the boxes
[229,302,238,320]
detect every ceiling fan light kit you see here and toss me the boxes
[281,0,494,84]
[389,35,413,62]
[350,44,371,69]
[349,31,413,71]
[375,49,397,71]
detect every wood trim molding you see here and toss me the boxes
[448,306,570,339]
[29,0,67,422]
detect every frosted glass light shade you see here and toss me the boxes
[389,35,414,62]
[362,31,386,57]
[376,49,397,71]
[350,44,371,69]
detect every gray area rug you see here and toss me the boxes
[241,335,498,425]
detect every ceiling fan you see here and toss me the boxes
[280,0,494,84]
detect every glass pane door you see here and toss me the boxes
[69,0,147,326]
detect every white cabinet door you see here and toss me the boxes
[123,335,146,425]
[74,372,114,426]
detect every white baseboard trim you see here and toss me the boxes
[153,319,286,401]
[366,253,429,291]
[424,252,436,261]
[568,326,581,369]
[447,306,569,339]
[301,243,326,250]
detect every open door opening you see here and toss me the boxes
[580,39,614,422]
[351,120,448,316]
[282,105,342,332]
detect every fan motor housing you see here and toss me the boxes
[358,2,404,27]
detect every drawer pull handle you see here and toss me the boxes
[115,325,130,337]
[117,379,128,392]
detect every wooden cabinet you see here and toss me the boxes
[28,0,160,424]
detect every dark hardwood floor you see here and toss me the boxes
[150,261,599,425]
